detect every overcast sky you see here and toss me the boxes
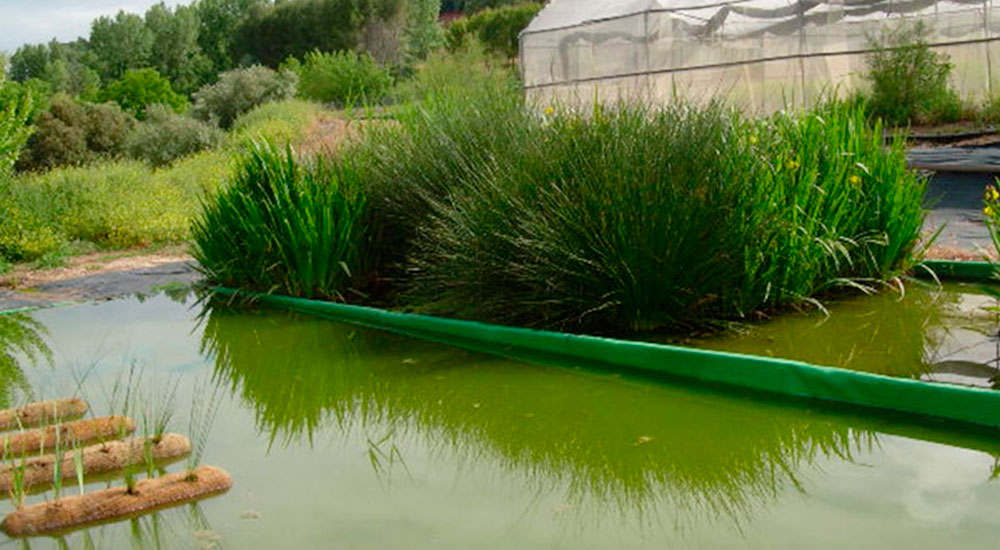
[0,1,185,53]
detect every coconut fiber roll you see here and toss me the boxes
[1,465,234,537]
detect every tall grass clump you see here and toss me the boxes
[192,141,368,299]
[196,80,927,332]
[357,92,926,331]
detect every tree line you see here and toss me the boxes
[4,0,445,99]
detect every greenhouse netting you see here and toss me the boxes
[520,0,1000,112]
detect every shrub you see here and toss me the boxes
[126,105,225,166]
[864,21,959,125]
[98,68,187,119]
[192,141,368,299]
[9,160,193,250]
[391,41,517,102]
[191,65,298,129]
[293,50,393,106]
[229,99,322,147]
[356,91,926,331]
[445,3,541,59]
[16,95,135,171]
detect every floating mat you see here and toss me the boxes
[215,281,1000,432]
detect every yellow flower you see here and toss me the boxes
[989,186,1000,201]
[786,159,800,171]
[748,135,758,145]
[986,206,995,217]
[849,174,861,185]
[544,105,555,116]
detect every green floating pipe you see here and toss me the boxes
[916,259,995,282]
[214,275,1000,432]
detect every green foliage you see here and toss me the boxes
[229,99,322,146]
[0,85,35,175]
[404,0,444,62]
[145,3,214,95]
[392,40,516,102]
[294,50,393,105]
[864,21,959,125]
[441,0,523,13]
[192,141,369,299]
[192,65,298,128]
[234,0,372,67]
[126,104,225,166]
[99,68,187,119]
[8,160,199,252]
[8,45,49,83]
[445,3,541,58]
[89,11,154,82]
[341,90,927,332]
[17,95,135,171]
[195,0,266,72]
[9,41,100,98]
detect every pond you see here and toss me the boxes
[0,285,999,549]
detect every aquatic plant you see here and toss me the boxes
[191,141,369,300]
[365,95,926,331]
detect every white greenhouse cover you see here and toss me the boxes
[520,0,1000,112]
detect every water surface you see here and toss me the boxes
[0,288,998,549]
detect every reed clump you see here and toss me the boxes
[192,141,368,300]
[194,85,927,333]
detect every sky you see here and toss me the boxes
[0,0,185,53]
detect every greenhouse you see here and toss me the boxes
[520,0,1000,112]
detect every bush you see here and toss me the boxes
[192,65,298,129]
[391,41,517,103]
[356,91,926,331]
[445,3,541,59]
[16,95,135,171]
[229,99,323,147]
[9,160,194,251]
[126,104,225,166]
[98,68,187,119]
[192,141,368,299]
[864,21,959,125]
[293,50,393,105]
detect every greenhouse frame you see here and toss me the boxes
[520,0,1000,112]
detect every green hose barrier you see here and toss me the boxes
[214,286,1000,432]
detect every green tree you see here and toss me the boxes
[145,2,214,94]
[88,11,154,82]
[404,0,444,62]
[9,44,50,82]
[99,68,186,119]
[195,0,264,72]
[45,41,101,98]
[234,0,406,67]
[0,83,34,175]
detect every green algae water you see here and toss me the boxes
[692,282,1000,388]
[1,287,1000,548]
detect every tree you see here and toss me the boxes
[234,0,379,67]
[145,2,214,94]
[195,0,264,72]
[9,44,50,82]
[88,11,154,82]
[99,69,186,119]
[45,41,101,98]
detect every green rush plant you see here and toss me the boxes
[192,141,369,300]
[195,82,928,333]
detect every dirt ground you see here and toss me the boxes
[0,246,191,291]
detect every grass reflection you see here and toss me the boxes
[202,300,874,530]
